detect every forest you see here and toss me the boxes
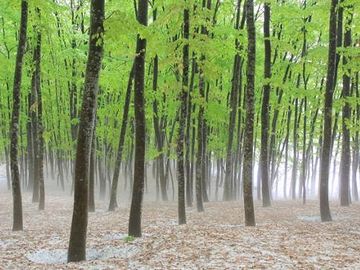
[1,0,360,269]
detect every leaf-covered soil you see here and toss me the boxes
[1,191,360,269]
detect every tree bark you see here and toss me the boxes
[223,0,242,201]
[260,1,271,207]
[319,0,337,222]
[242,0,256,226]
[339,7,352,206]
[128,0,148,238]
[108,66,134,211]
[10,0,28,231]
[67,0,104,262]
[177,4,190,225]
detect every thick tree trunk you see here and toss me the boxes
[67,0,104,262]
[243,0,256,227]
[10,0,28,231]
[88,128,96,213]
[128,0,148,238]
[319,0,337,222]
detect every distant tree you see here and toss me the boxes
[67,0,105,262]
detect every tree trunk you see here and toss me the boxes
[319,0,337,222]
[260,1,271,207]
[339,7,352,206]
[67,0,104,262]
[223,0,242,202]
[128,0,148,238]
[352,73,359,201]
[10,0,28,231]
[88,128,96,213]
[34,20,45,211]
[242,0,256,227]
[108,65,134,211]
[177,5,189,225]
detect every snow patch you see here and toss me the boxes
[26,245,140,265]
[297,215,321,222]
[0,239,16,249]
[26,249,67,264]
[102,232,127,241]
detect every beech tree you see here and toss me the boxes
[10,0,28,232]
[176,1,190,225]
[339,4,353,207]
[67,0,105,262]
[320,0,338,222]
[128,0,148,238]
[260,0,272,207]
[242,0,256,226]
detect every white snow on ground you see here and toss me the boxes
[26,249,67,264]
[297,215,321,222]
[26,245,140,265]
[102,232,127,241]
[0,239,17,248]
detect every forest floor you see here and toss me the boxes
[1,189,360,269]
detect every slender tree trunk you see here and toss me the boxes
[352,73,359,201]
[128,0,148,238]
[185,58,196,207]
[108,66,134,211]
[291,97,298,200]
[339,7,352,206]
[30,42,39,203]
[260,1,271,207]
[223,0,242,202]
[35,22,45,211]
[177,4,190,225]
[67,0,104,262]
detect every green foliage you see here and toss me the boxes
[0,0,359,170]
[124,235,135,243]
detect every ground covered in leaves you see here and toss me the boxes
[1,190,360,269]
